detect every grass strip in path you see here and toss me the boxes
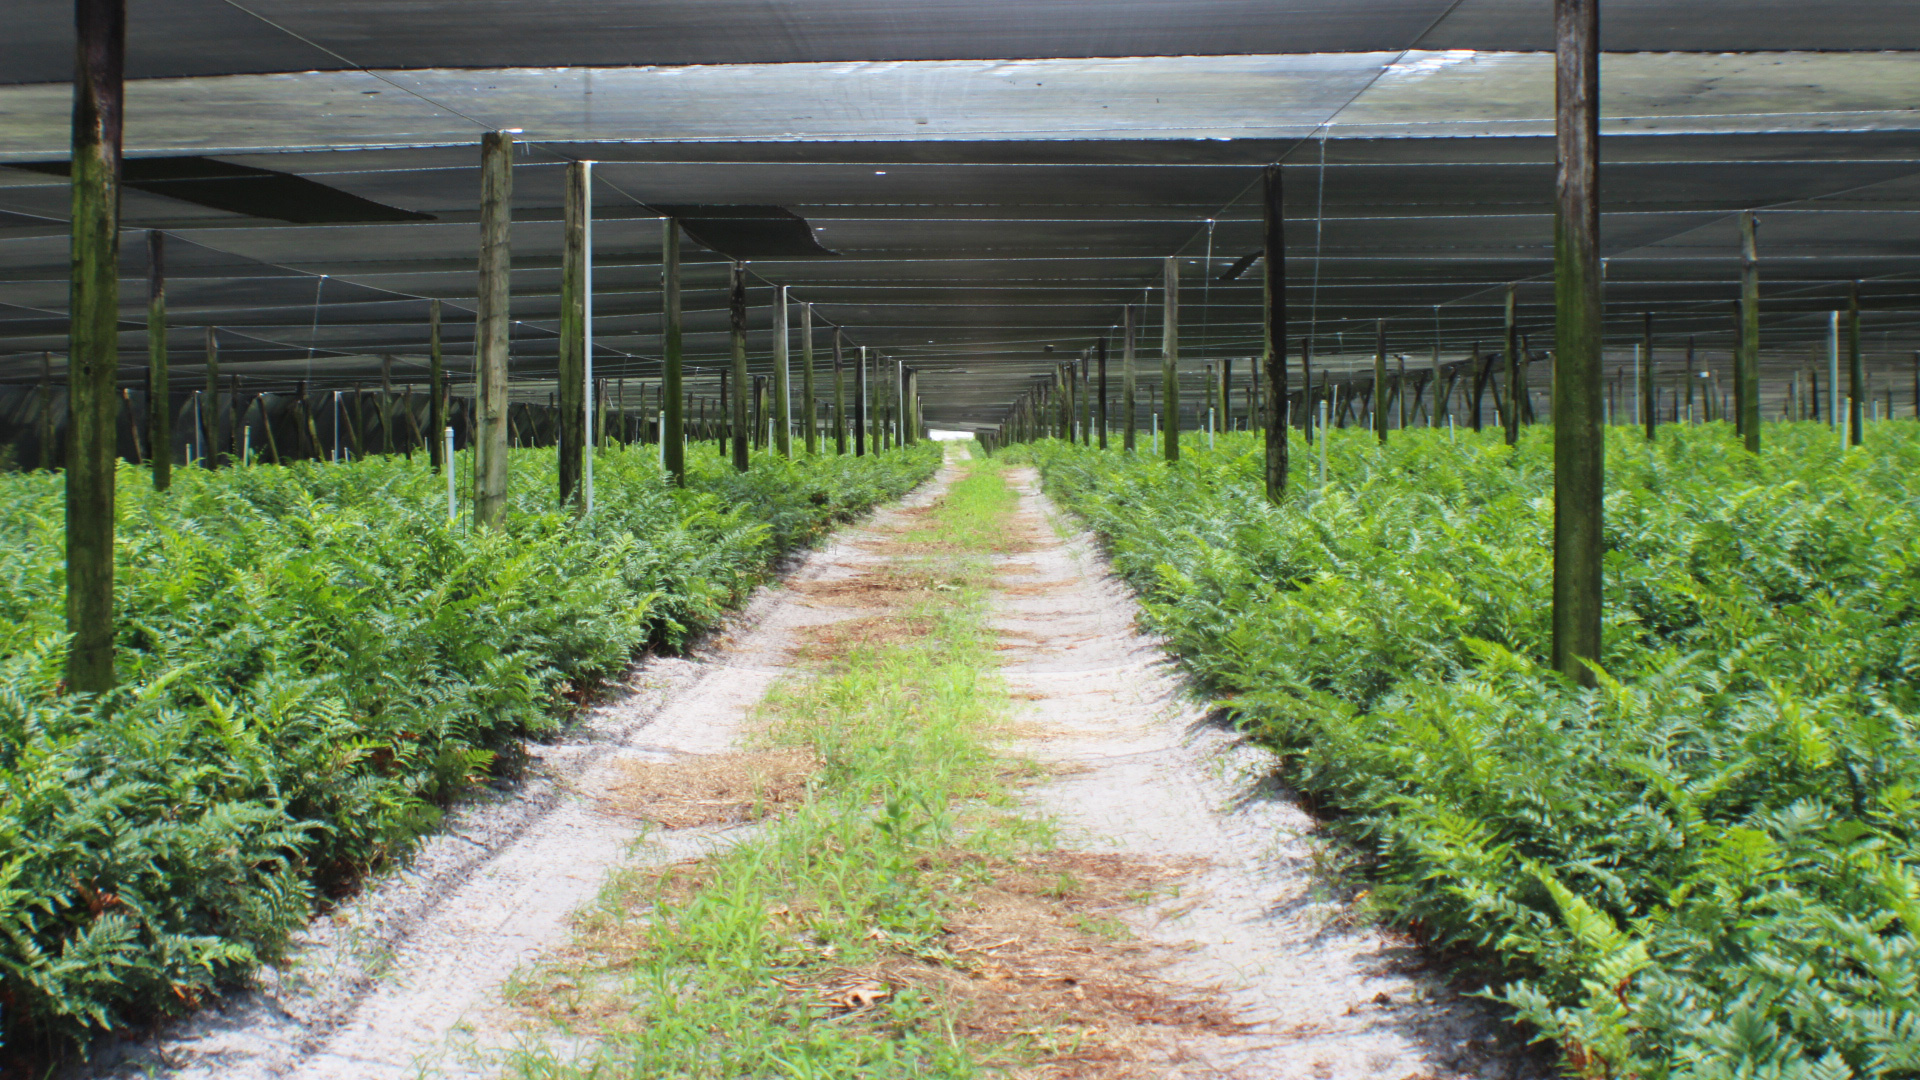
[499,453,1239,1080]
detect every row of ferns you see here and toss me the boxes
[1012,423,1918,1080]
[0,442,941,1062]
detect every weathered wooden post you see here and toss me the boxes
[832,327,848,454]
[65,0,125,691]
[473,131,514,527]
[1097,336,1109,449]
[1503,285,1520,446]
[1122,305,1137,451]
[1301,338,1315,443]
[1641,312,1657,439]
[661,220,685,483]
[906,369,920,443]
[772,285,792,457]
[1739,211,1761,451]
[1162,257,1180,462]
[1552,0,1604,685]
[801,302,817,454]
[729,263,750,470]
[1373,320,1389,443]
[556,160,588,507]
[146,231,170,489]
[1847,282,1863,446]
[203,328,221,467]
[428,298,446,472]
[1261,164,1289,494]
[378,355,395,454]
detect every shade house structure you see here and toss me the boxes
[5,0,1919,443]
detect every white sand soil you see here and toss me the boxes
[80,452,1540,1079]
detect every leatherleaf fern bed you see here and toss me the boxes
[0,441,939,1060]
[1012,423,1918,1080]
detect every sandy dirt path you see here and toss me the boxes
[82,459,961,1080]
[993,466,1535,1080]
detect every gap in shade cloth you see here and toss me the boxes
[10,156,434,223]
[650,205,839,260]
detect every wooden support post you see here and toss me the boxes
[660,221,685,481]
[1097,337,1109,449]
[402,383,420,459]
[1122,305,1137,451]
[1373,320,1389,443]
[1634,312,1653,438]
[65,0,125,691]
[557,160,587,507]
[1301,338,1314,443]
[1262,162,1288,497]
[40,352,57,471]
[772,285,792,457]
[1219,357,1232,435]
[1847,282,1863,446]
[1396,356,1408,429]
[832,328,848,454]
[855,345,868,456]
[1161,257,1180,462]
[801,302,817,455]
[378,355,394,454]
[147,231,170,489]
[1739,211,1761,452]
[729,263,751,471]
[473,131,514,527]
[203,328,220,467]
[906,370,920,443]
[1503,285,1520,446]
[1551,0,1604,685]
[428,298,446,473]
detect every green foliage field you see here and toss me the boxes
[1014,423,1919,1079]
[0,442,938,1058]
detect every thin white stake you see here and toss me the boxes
[445,427,457,521]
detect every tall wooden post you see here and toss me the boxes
[1122,305,1137,451]
[1373,320,1389,443]
[473,131,514,528]
[772,285,792,457]
[1096,337,1109,449]
[661,219,685,483]
[1847,282,1863,446]
[833,327,847,454]
[906,370,920,442]
[801,302,817,454]
[1739,211,1761,452]
[147,230,170,490]
[202,328,220,467]
[1641,312,1656,438]
[378,355,395,454]
[1079,353,1092,444]
[1503,284,1520,446]
[1552,0,1604,685]
[1301,337,1315,442]
[65,0,125,691]
[1430,336,1444,428]
[557,161,588,507]
[855,345,868,456]
[429,298,446,472]
[1219,358,1232,435]
[1161,257,1180,462]
[729,263,750,471]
